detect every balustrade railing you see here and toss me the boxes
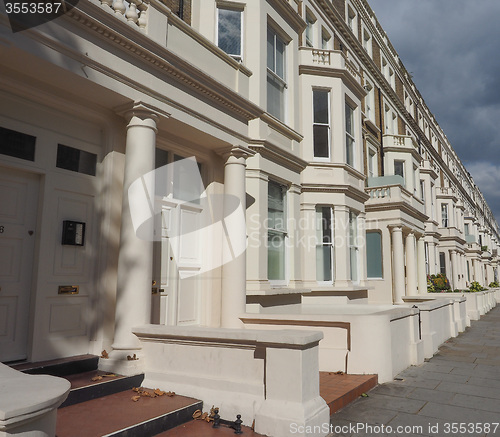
[97,0,148,29]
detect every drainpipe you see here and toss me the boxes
[378,87,385,176]
[178,0,184,20]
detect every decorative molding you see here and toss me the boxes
[266,0,307,34]
[248,141,307,173]
[65,2,263,122]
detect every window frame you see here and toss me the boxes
[316,206,335,284]
[441,203,449,228]
[312,89,331,161]
[267,180,288,285]
[216,5,244,61]
[366,230,383,279]
[267,26,287,121]
[345,101,356,168]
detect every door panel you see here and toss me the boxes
[0,168,39,362]
[152,201,202,326]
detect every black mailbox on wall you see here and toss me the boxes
[62,220,86,246]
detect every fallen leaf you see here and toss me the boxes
[101,350,109,359]
[132,396,140,402]
[166,391,175,397]
[360,393,369,397]
[91,375,103,381]
[154,388,166,396]
[192,409,202,419]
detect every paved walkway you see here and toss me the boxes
[329,305,500,437]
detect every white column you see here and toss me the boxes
[220,146,255,328]
[428,241,437,275]
[417,236,427,294]
[392,226,405,303]
[406,232,417,296]
[474,258,482,284]
[334,205,351,287]
[100,102,161,375]
[301,203,318,288]
[357,212,367,287]
[450,250,459,289]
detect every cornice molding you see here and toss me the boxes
[266,0,307,34]
[248,141,307,173]
[302,183,370,203]
[65,2,263,122]
[299,65,366,100]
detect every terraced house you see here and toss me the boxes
[0,0,499,435]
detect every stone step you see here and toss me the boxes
[60,370,145,408]
[56,388,202,437]
[11,354,99,377]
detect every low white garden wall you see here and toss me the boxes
[242,305,423,383]
[133,325,330,437]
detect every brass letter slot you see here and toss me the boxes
[152,287,158,294]
[58,285,79,295]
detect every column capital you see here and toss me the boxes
[115,100,170,125]
[217,145,256,161]
[389,225,403,234]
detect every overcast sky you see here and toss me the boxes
[367,0,500,227]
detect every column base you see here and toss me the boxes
[98,349,145,376]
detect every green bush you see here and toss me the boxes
[467,281,486,293]
[489,281,500,288]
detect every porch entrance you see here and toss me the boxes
[0,167,39,362]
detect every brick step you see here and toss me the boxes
[320,372,378,414]
[56,388,202,437]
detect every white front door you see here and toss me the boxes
[0,167,39,362]
[152,200,202,326]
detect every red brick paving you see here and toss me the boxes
[320,372,378,414]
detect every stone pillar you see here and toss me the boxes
[301,203,318,288]
[406,232,417,295]
[391,226,405,303]
[450,250,458,290]
[357,212,367,287]
[334,205,351,287]
[428,241,437,275]
[220,146,255,328]
[417,236,427,294]
[100,102,163,375]
[474,258,482,284]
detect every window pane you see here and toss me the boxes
[267,74,284,120]
[313,91,329,123]
[366,232,383,278]
[218,9,241,57]
[346,135,354,166]
[316,245,332,281]
[56,144,97,176]
[313,125,329,158]
[394,160,404,178]
[345,103,354,134]
[267,28,274,70]
[268,232,285,280]
[0,126,36,161]
[268,181,285,230]
[275,36,285,79]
